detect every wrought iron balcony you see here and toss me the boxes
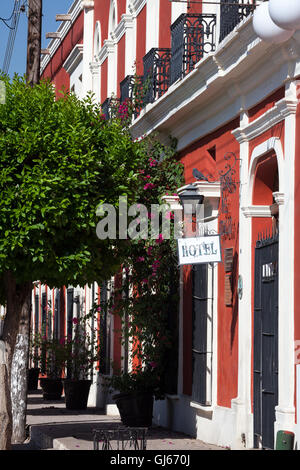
[143,47,171,105]
[101,97,120,120]
[170,13,217,86]
[120,75,135,103]
[219,0,255,43]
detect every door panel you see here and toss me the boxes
[253,234,278,450]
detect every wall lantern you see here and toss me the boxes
[178,184,204,215]
[253,2,295,44]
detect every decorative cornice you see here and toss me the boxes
[89,61,100,74]
[63,44,83,74]
[41,0,83,73]
[129,0,146,17]
[114,13,134,43]
[81,0,94,9]
[232,97,298,144]
[273,191,285,206]
[241,205,272,218]
[97,39,115,65]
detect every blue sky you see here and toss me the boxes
[0,0,74,77]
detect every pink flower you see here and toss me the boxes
[147,246,153,255]
[142,278,148,284]
[72,318,78,325]
[136,256,145,262]
[155,234,164,244]
[149,158,158,167]
[143,182,155,190]
[165,211,174,220]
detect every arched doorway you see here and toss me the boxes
[252,150,279,450]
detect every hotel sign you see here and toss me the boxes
[177,235,222,266]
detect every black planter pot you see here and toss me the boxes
[40,378,63,400]
[113,392,154,427]
[63,379,92,410]
[27,368,40,391]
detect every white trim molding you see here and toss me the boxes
[232,98,298,144]
[241,205,272,218]
[63,44,83,75]
[41,0,83,73]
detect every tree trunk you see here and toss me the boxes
[0,272,32,450]
[11,293,31,444]
[0,365,12,450]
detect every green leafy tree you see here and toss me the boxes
[0,74,153,449]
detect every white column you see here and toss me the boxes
[106,38,117,97]
[171,0,186,24]
[90,61,101,103]
[146,0,159,52]
[121,14,134,77]
[231,110,253,449]
[81,1,94,97]
[275,81,298,434]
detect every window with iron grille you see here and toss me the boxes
[219,0,254,43]
[99,280,112,375]
[170,13,216,85]
[192,263,213,405]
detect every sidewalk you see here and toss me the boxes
[11,390,226,451]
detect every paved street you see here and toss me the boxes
[11,390,226,452]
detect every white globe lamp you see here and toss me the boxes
[253,3,295,44]
[269,0,300,31]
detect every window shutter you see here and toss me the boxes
[192,263,208,405]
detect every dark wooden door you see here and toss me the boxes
[253,234,278,450]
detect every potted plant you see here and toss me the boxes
[62,306,99,410]
[38,336,65,400]
[108,364,165,427]
[101,143,182,426]
[27,332,41,391]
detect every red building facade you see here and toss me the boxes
[37,0,300,450]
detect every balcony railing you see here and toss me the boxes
[219,0,255,43]
[101,97,120,120]
[143,47,171,105]
[120,75,135,103]
[170,13,217,85]
[104,6,257,120]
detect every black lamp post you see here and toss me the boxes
[178,183,204,214]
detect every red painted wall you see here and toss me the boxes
[101,58,108,104]
[94,0,110,48]
[179,118,240,407]
[248,88,285,123]
[42,11,84,96]
[117,34,126,97]
[136,6,147,75]
[159,0,172,48]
